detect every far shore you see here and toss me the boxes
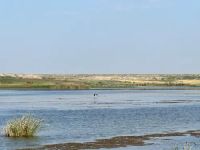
[1,86,200,91]
[1,74,200,90]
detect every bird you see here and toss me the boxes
[94,93,98,97]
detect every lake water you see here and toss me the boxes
[1,90,200,150]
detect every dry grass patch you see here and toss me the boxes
[4,114,42,137]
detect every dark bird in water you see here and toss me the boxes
[94,93,98,96]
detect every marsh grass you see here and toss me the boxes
[4,114,42,137]
[174,143,192,150]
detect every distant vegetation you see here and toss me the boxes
[0,74,200,89]
[4,114,42,137]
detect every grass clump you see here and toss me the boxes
[4,114,42,137]
[173,143,192,150]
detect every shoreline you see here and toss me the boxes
[19,130,200,150]
[1,74,200,90]
[1,86,200,91]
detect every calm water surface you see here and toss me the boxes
[1,90,200,150]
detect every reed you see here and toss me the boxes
[173,143,192,150]
[4,114,42,137]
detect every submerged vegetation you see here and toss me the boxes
[1,74,200,90]
[4,114,42,137]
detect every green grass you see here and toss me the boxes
[1,74,200,89]
[4,114,42,137]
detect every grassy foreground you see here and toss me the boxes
[1,74,200,90]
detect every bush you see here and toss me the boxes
[4,114,42,137]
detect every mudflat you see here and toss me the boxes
[19,130,200,150]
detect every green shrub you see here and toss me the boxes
[4,114,42,137]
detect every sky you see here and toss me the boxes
[0,0,200,74]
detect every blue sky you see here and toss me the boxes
[0,0,200,74]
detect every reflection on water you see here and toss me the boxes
[1,90,200,149]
